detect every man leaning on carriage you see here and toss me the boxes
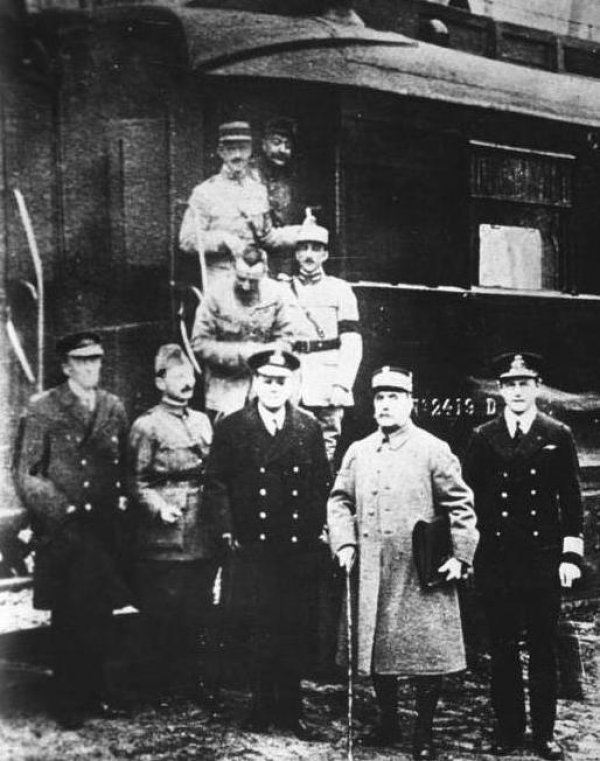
[12,116,585,761]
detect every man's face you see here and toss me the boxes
[500,378,539,415]
[234,259,265,301]
[262,134,293,168]
[254,371,292,411]
[62,356,102,390]
[218,139,252,177]
[373,390,413,428]
[295,241,328,277]
[157,362,195,404]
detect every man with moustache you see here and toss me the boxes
[191,245,295,420]
[128,344,217,703]
[16,331,131,729]
[463,353,584,761]
[179,121,298,291]
[328,366,478,760]
[289,209,362,464]
[203,349,330,739]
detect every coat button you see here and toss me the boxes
[502,472,508,478]
[530,509,537,516]
[501,492,508,499]
[293,466,299,473]
[368,510,375,516]
[66,505,77,514]
[81,459,87,466]
[83,481,90,488]
[533,530,539,537]
[372,489,378,495]
[259,488,267,496]
[259,533,266,541]
[84,503,92,512]
[113,458,119,465]
[291,536,298,543]
[115,481,121,488]
[495,531,501,537]
[259,511,267,519]
[363,532,369,538]
[259,467,266,474]
[530,468,536,475]
[291,489,298,497]
[502,511,508,518]
[292,512,298,520]
[530,489,537,496]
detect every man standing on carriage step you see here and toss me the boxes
[16,331,132,729]
[328,366,478,761]
[191,245,295,421]
[288,209,362,465]
[128,344,219,706]
[463,353,584,761]
[203,349,331,740]
[179,120,299,291]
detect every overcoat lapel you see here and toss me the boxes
[56,383,93,436]
[244,401,298,466]
[86,390,111,446]
[480,415,517,461]
[513,413,547,459]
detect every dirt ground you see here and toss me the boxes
[1,660,599,761]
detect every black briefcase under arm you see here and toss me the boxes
[412,516,452,590]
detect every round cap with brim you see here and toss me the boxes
[154,343,190,375]
[248,349,300,376]
[57,331,104,359]
[218,121,252,142]
[296,208,329,246]
[493,352,542,381]
[371,365,413,393]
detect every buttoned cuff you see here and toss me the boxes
[563,536,584,556]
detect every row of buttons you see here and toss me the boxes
[501,490,537,498]
[258,466,300,474]
[501,468,537,478]
[259,488,299,496]
[495,529,540,537]
[258,511,299,520]
[258,534,299,542]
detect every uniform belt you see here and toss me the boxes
[292,337,340,354]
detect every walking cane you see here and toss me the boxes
[345,566,354,761]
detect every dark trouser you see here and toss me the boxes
[51,600,113,713]
[134,559,219,697]
[373,673,442,735]
[482,589,561,742]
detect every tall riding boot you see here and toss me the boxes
[413,676,442,760]
[360,674,401,746]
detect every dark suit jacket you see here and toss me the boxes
[463,411,583,591]
[16,382,131,609]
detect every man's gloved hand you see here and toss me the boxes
[159,503,182,524]
[438,557,464,581]
[559,561,582,588]
[222,533,241,552]
[337,546,356,572]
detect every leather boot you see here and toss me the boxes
[412,676,441,760]
[360,674,402,747]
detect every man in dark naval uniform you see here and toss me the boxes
[463,353,584,761]
[16,332,131,729]
[203,349,330,739]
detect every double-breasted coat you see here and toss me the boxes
[203,400,330,668]
[16,383,131,610]
[462,411,583,591]
[328,422,478,676]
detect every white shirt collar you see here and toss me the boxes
[504,406,537,437]
[258,403,286,436]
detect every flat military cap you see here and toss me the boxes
[154,343,191,375]
[371,365,413,393]
[218,120,252,142]
[296,208,329,246]
[56,331,104,359]
[493,352,542,381]
[247,349,300,376]
[264,117,296,141]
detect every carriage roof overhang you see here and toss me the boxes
[151,7,600,130]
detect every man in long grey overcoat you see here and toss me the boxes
[328,365,479,761]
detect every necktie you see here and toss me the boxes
[513,420,523,445]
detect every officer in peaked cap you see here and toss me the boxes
[128,344,218,705]
[16,329,131,729]
[328,362,477,759]
[203,346,330,739]
[463,352,584,760]
[179,119,299,291]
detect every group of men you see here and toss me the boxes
[16,328,584,761]
[13,117,586,761]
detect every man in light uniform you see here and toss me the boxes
[179,121,297,291]
[463,353,584,761]
[328,366,478,760]
[128,344,217,703]
[289,209,362,463]
[191,245,295,420]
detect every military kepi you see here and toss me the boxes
[154,343,190,375]
[371,365,413,393]
[248,349,300,376]
[494,352,541,381]
[218,121,252,142]
[56,331,104,359]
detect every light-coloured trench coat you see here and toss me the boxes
[327,421,479,676]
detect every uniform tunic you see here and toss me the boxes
[204,401,330,675]
[328,422,478,676]
[191,278,295,415]
[128,402,214,562]
[16,383,130,610]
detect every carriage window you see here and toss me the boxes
[470,142,572,292]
